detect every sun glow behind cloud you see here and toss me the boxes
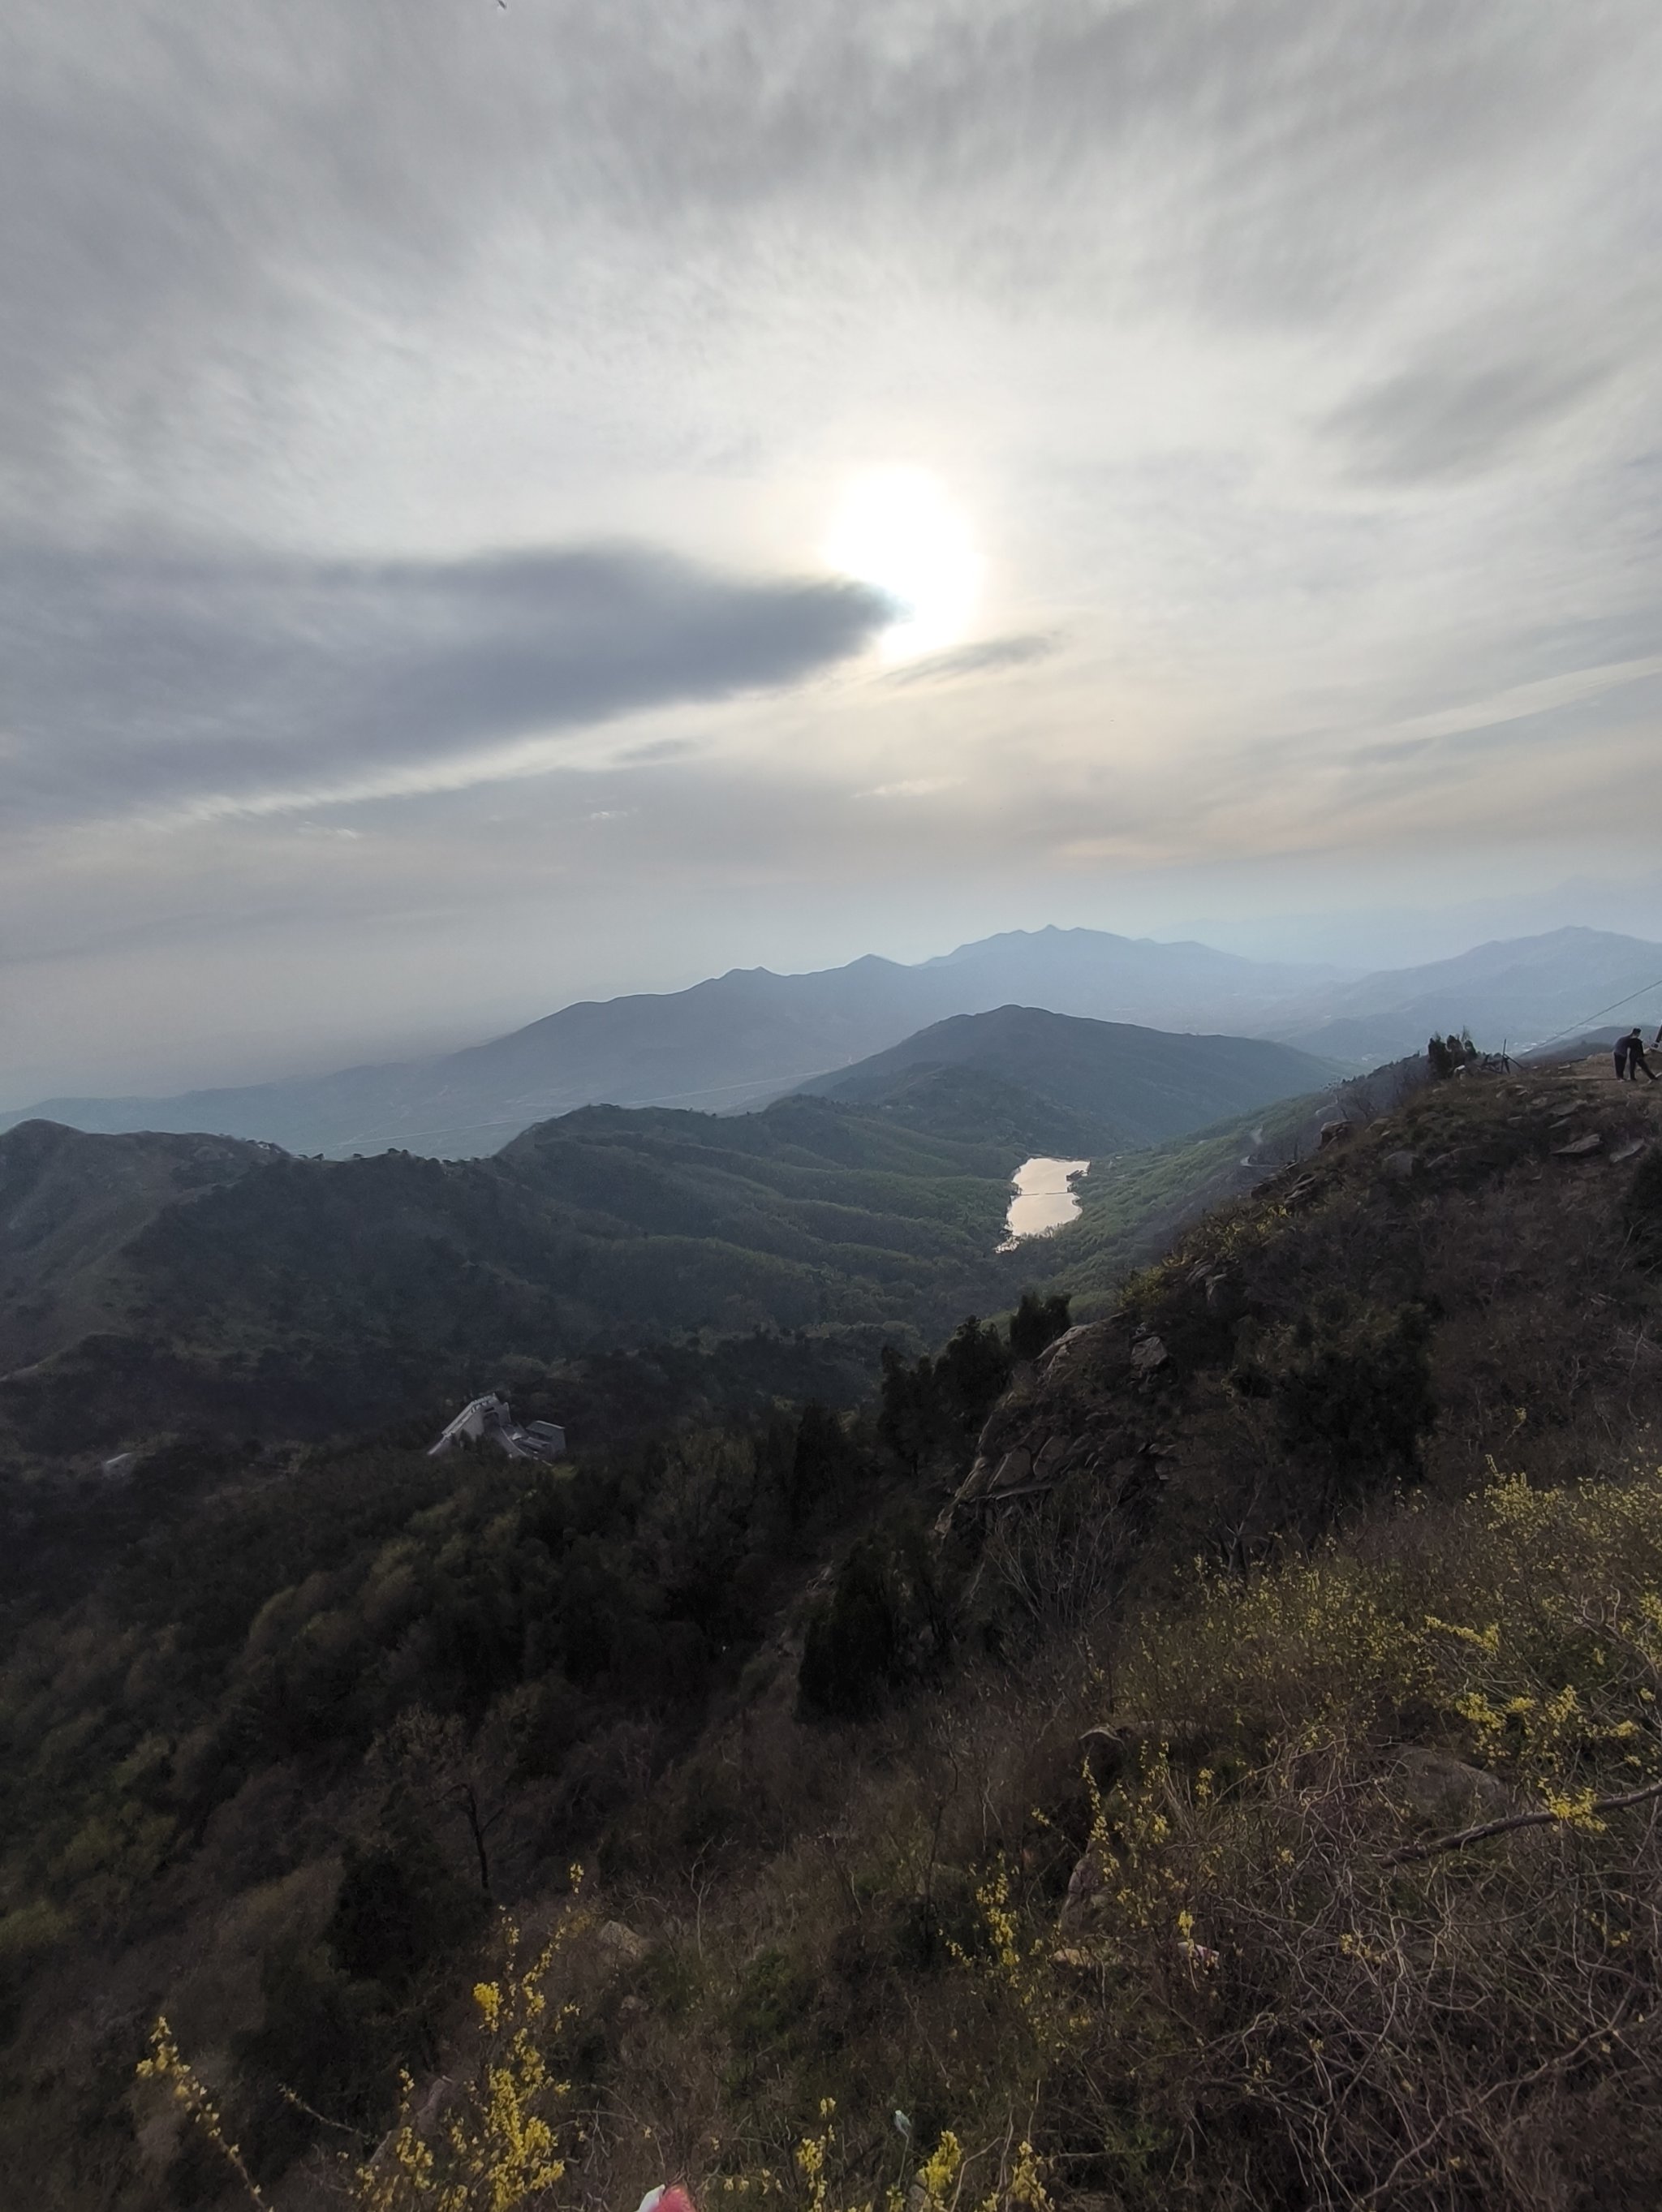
[824,467,982,661]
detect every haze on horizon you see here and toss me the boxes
[4,1,1662,1106]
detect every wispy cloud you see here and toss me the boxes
[880,631,1060,688]
[1324,351,1617,484]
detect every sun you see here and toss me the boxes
[825,467,981,661]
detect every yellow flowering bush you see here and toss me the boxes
[141,1901,588,2212]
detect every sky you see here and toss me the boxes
[5,0,1662,1103]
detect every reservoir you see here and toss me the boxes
[998,1156,1090,1250]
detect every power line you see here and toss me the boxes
[1524,975,1662,1054]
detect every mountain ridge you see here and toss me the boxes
[795,1004,1341,1149]
[0,927,1338,1156]
[0,1009,1341,1459]
[8,922,1660,1160]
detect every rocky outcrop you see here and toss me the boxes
[941,1314,1177,1525]
[1389,1747,1513,1828]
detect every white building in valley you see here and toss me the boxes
[428,1392,566,1464]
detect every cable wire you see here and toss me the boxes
[1522,975,1662,1054]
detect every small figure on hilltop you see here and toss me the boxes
[1428,1032,1479,1081]
[1616,1035,1631,1079]
[1622,1028,1658,1083]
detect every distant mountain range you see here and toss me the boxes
[5,922,1658,1158]
[1274,926,1662,1065]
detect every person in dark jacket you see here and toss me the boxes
[1616,1035,1632,1078]
[1624,1029,1658,1082]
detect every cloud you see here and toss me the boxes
[5,2,1662,1100]
[0,3,1643,534]
[880,631,1060,687]
[1325,351,1616,484]
[0,543,890,826]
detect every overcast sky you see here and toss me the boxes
[5,0,1662,1101]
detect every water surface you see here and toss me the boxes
[998,1156,1090,1250]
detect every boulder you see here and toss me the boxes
[1035,1318,1124,1385]
[990,1447,1032,1493]
[1390,1747,1512,1828]
[596,1919,649,1970]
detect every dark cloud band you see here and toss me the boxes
[0,544,892,825]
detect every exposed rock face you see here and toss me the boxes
[944,1315,1165,1523]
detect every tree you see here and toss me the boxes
[798,1542,902,1717]
[1276,1298,1436,1519]
[788,1399,856,1526]
[368,1704,529,1896]
[1009,1289,1071,1363]
[877,1346,949,1475]
[935,1315,1012,1435]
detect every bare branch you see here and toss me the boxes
[1388,1773,1662,1864]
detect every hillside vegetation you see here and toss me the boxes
[10,1055,1662,2208]
[0,1034,1344,1463]
[795,1005,1338,1151]
[0,1099,1032,1456]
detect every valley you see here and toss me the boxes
[6,1044,1662,2210]
[0,1008,1343,1465]
[11,12,1657,2207]
[5,971,1661,2212]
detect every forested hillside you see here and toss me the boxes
[0,1050,1347,1461]
[10,1054,1662,2209]
[795,1005,1337,1148]
[0,1099,1032,1456]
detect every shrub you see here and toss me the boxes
[1008,1291,1070,1364]
[799,1543,903,1719]
[1274,1296,1436,1517]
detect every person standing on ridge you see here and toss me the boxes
[1624,1028,1658,1082]
[1616,1034,1632,1079]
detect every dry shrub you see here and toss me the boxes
[946,1465,1662,2210]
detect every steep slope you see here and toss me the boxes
[0,927,1336,1157]
[796,1004,1341,1147]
